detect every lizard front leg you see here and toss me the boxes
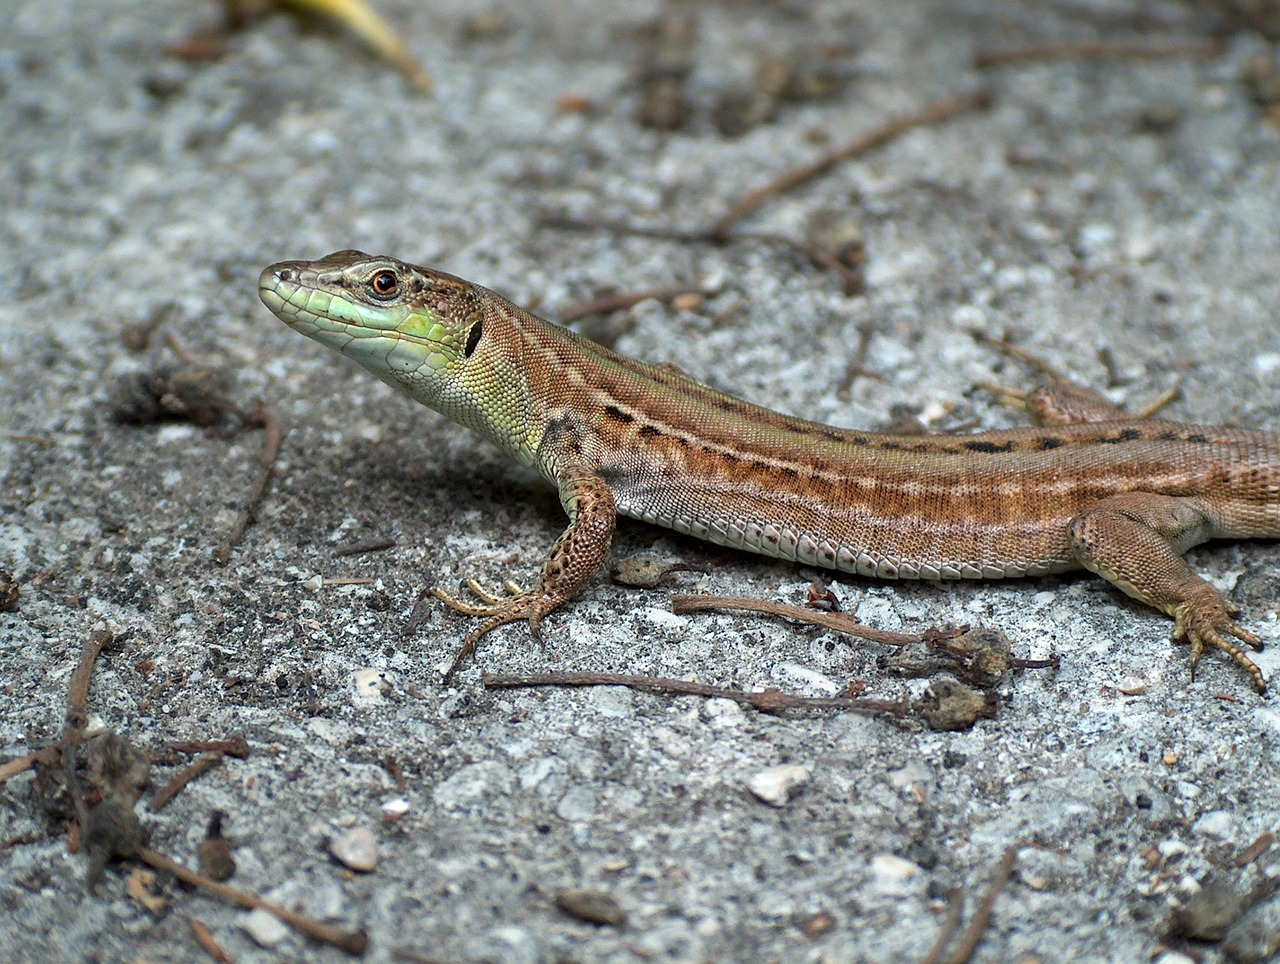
[1068,492,1265,691]
[433,466,616,678]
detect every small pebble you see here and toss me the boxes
[352,668,390,703]
[1192,810,1235,840]
[554,888,626,926]
[330,827,379,872]
[870,853,923,893]
[381,797,410,818]
[747,764,810,807]
[1116,675,1146,695]
[244,907,289,947]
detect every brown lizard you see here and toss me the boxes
[259,250,1277,690]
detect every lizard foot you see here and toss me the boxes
[1171,596,1265,693]
[432,579,555,679]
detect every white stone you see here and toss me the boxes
[1116,675,1146,696]
[746,764,810,807]
[381,797,410,817]
[888,761,932,790]
[773,662,839,696]
[351,668,390,703]
[871,853,924,894]
[703,698,745,725]
[330,826,378,872]
[1253,353,1280,376]
[1191,810,1235,840]
[244,907,289,946]
[556,785,598,821]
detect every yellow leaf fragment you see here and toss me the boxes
[126,867,168,915]
[281,0,432,91]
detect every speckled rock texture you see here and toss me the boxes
[3,0,1280,961]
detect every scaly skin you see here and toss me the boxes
[259,250,1279,689]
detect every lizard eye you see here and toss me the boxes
[369,270,400,299]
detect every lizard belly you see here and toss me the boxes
[611,480,1081,581]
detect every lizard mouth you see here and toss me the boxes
[259,261,453,375]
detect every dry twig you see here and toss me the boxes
[168,738,251,758]
[188,918,233,963]
[559,285,705,322]
[943,846,1018,964]
[149,753,224,813]
[140,847,368,955]
[920,887,965,964]
[709,89,992,238]
[483,671,908,716]
[974,37,1224,68]
[213,400,283,564]
[670,593,962,647]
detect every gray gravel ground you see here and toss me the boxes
[4,0,1280,961]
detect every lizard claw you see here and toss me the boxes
[432,580,556,680]
[1171,598,1265,693]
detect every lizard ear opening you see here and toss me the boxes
[463,321,483,358]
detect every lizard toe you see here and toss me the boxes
[1174,602,1266,693]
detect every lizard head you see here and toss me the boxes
[258,250,485,402]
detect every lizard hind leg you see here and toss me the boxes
[431,467,617,680]
[432,580,552,679]
[1068,492,1266,692]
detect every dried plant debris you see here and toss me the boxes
[458,11,511,42]
[803,208,866,274]
[886,628,1013,689]
[199,812,238,882]
[917,677,998,731]
[0,569,18,612]
[186,0,431,90]
[1188,0,1280,39]
[112,366,238,427]
[634,15,698,130]
[33,730,154,891]
[609,554,708,588]
[5,622,368,953]
[1243,52,1280,125]
[126,867,169,916]
[713,54,852,137]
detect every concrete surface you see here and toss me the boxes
[3,0,1280,961]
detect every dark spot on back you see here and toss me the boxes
[1158,431,1178,441]
[604,405,634,424]
[1100,428,1143,444]
[964,440,1014,454]
[1188,433,1208,444]
[1038,436,1065,450]
[879,441,903,451]
[638,424,661,438]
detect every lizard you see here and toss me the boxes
[258,250,1279,691]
